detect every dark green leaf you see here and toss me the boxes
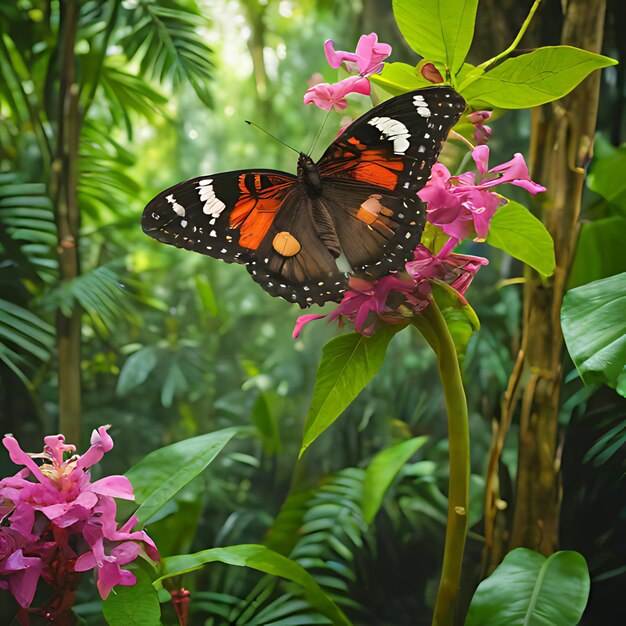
[461,46,617,108]
[126,428,237,525]
[116,346,159,395]
[466,548,590,625]
[102,568,161,626]
[569,216,626,288]
[155,545,351,626]
[300,326,401,457]
[586,144,626,212]
[362,436,428,524]
[561,273,626,397]
[487,200,555,276]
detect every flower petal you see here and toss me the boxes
[292,314,326,339]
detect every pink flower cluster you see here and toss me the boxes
[0,427,158,616]
[304,33,391,111]
[421,145,545,241]
[294,241,488,337]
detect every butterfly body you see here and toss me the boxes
[143,86,466,307]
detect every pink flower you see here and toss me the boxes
[419,146,546,241]
[467,110,492,145]
[0,427,159,610]
[406,240,488,297]
[304,75,371,111]
[304,33,391,111]
[293,239,488,338]
[324,33,391,76]
[0,536,43,608]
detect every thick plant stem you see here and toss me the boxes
[415,301,470,626]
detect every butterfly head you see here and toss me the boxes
[297,153,322,195]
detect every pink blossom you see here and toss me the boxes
[0,427,159,611]
[419,146,546,241]
[324,33,391,76]
[467,110,492,145]
[0,540,43,608]
[304,75,370,111]
[293,239,488,338]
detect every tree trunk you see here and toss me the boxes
[483,0,608,568]
[51,0,82,445]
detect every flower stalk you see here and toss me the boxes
[414,299,470,626]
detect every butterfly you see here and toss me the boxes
[142,86,466,308]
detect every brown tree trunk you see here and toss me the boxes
[51,0,82,445]
[482,0,608,569]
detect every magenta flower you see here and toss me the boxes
[0,426,159,614]
[419,146,546,241]
[304,33,391,111]
[467,110,492,146]
[0,529,42,608]
[304,75,371,111]
[293,241,487,338]
[324,32,391,76]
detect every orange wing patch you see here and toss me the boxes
[230,175,290,250]
[322,137,404,190]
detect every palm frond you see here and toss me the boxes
[0,298,54,385]
[42,265,135,336]
[120,0,214,106]
[0,173,57,284]
[78,120,141,220]
[99,61,170,136]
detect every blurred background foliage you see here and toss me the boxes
[0,0,624,624]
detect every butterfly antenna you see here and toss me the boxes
[245,121,300,155]
[307,108,332,156]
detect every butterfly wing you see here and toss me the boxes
[142,170,342,306]
[317,86,466,278]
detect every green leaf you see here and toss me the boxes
[487,200,555,277]
[362,436,428,524]
[587,144,626,212]
[430,282,480,359]
[252,391,282,454]
[370,62,432,96]
[561,273,626,397]
[300,326,401,457]
[462,46,617,108]
[102,568,161,626]
[116,346,159,395]
[126,428,237,525]
[466,548,590,625]
[392,0,478,75]
[155,545,351,626]
[569,216,626,288]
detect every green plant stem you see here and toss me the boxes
[414,299,470,626]
[477,0,543,70]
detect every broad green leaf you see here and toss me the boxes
[462,46,617,108]
[116,346,159,395]
[155,545,351,626]
[561,273,626,397]
[362,436,428,524]
[392,0,478,75]
[252,391,282,454]
[466,548,590,625]
[487,200,555,277]
[126,428,237,525]
[300,326,401,457]
[430,282,480,359]
[569,216,626,288]
[586,144,626,212]
[370,62,432,96]
[102,569,161,626]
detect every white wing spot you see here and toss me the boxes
[368,116,410,154]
